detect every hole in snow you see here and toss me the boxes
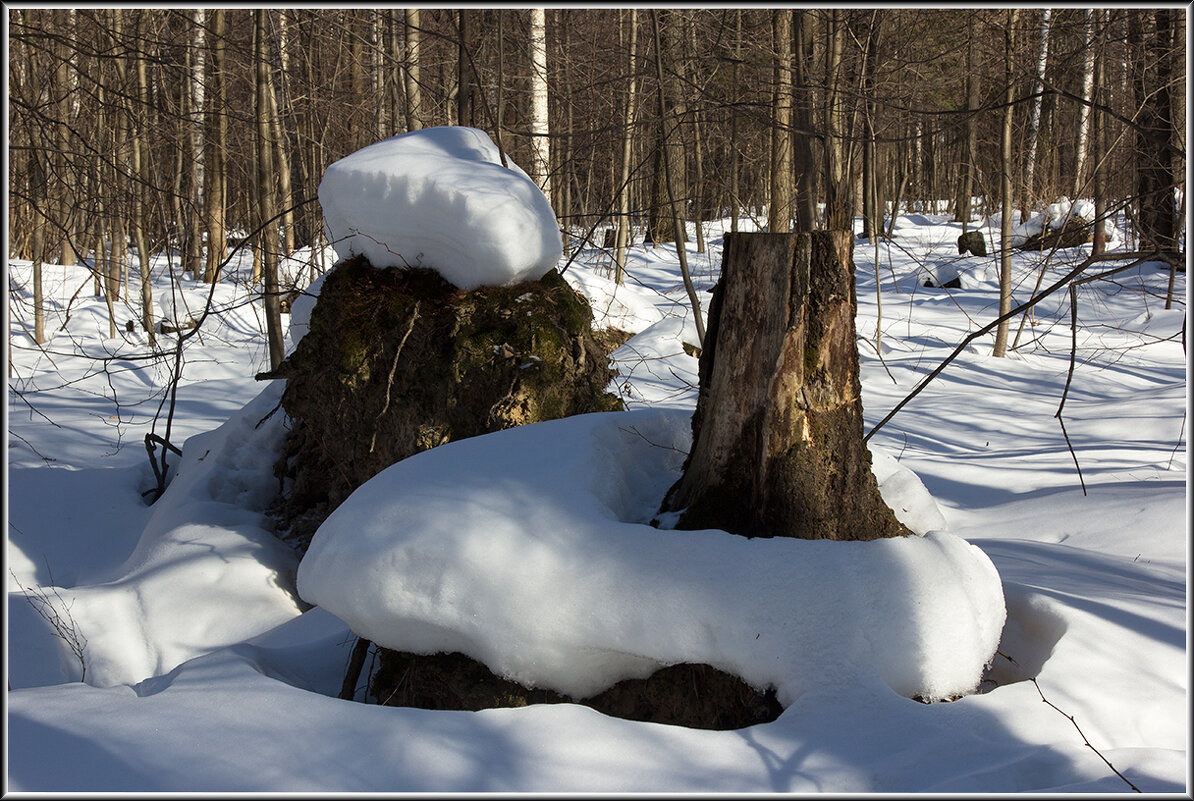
[977,584,1067,692]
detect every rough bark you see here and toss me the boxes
[660,231,909,541]
[768,10,794,234]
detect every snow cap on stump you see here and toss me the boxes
[318,126,562,291]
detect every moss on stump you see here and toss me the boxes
[268,255,621,550]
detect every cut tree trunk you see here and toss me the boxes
[660,231,909,541]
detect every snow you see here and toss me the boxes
[298,409,1004,704]
[6,204,1187,792]
[1006,195,1118,247]
[318,126,562,290]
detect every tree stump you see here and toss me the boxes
[957,229,986,257]
[660,231,909,541]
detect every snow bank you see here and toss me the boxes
[286,271,329,352]
[59,384,304,687]
[563,268,666,335]
[318,126,562,291]
[298,410,1005,705]
[1007,196,1118,247]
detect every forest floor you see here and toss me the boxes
[6,210,1187,793]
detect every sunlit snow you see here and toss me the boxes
[318,126,562,290]
[6,196,1186,792]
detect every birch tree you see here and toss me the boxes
[613,9,638,286]
[1072,9,1097,199]
[528,9,552,205]
[1022,8,1051,211]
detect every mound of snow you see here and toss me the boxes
[318,127,562,291]
[298,410,1005,705]
[60,384,304,687]
[1008,196,1118,247]
[563,268,666,335]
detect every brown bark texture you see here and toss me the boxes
[661,231,909,541]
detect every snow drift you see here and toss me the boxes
[318,126,562,291]
[297,409,1006,706]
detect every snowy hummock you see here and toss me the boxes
[297,409,1005,705]
[1007,196,1117,247]
[318,127,562,291]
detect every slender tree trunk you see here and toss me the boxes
[792,10,818,232]
[404,9,423,131]
[1073,9,1097,199]
[52,10,78,267]
[264,19,295,258]
[183,9,205,279]
[954,15,978,227]
[993,9,1018,359]
[131,11,155,346]
[614,9,638,285]
[1022,9,1051,213]
[456,10,478,129]
[685,18,707,254]
[823,10,849,231]
[768,10,794,234]
[647,10,687,245]
[729,9,742,234]
[528,8,552,204]
[256,9,286,370]
[651,10,704,346]
[861,13,884,242]
[557,12,573,252]
[1092,11,1108,258]
[204,9,227,283]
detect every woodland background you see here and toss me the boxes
[7,8,1186,353]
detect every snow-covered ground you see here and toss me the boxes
[6,206,1187,792]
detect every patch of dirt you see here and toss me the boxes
[370,649,783,730]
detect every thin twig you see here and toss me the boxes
[865,252,1156,443]
[1055,284,1087,494]
[369,301,421,454]
[1029,678,1140,792]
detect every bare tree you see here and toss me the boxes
[256,9,286,370]
[992,8,1019,359]
[404,10,423,131]
[528,8,552,203]
[613,9,638,286]
[768,10,794,234]
[1022,8,1052,212]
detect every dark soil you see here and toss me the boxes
[370,649,783,730]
